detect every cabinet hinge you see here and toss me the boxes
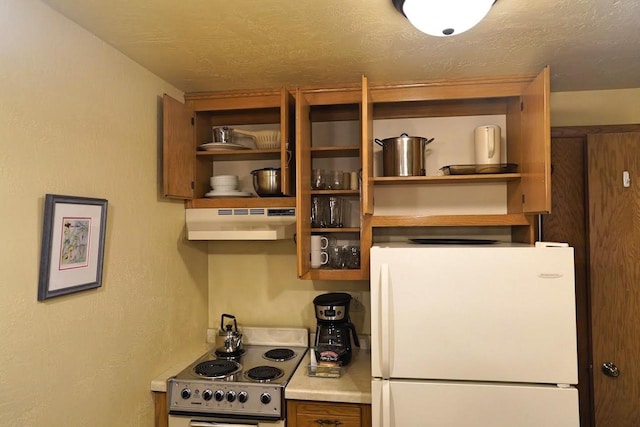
[522,194,525,204]
[520,101,524,112]
[191,181,195,189]
[191,117,195,126]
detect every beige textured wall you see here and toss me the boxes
[551,88,640,126]
[208,241,370,336]
[0,1,208,426]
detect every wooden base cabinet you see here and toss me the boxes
[286,400,371,427]
[153,391,168,427]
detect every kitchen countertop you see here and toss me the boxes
[285,348,372,404]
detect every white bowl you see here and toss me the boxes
[210,175,238,187]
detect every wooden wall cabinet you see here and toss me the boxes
[287,400,371,427]
[295,84,372,280]
[363,67,551,243]
[295,68,550,280]
[162,69,551,279]
[163,88,296,209]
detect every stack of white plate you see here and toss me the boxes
[205,175,252,198]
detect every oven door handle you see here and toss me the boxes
[189,422,258,427]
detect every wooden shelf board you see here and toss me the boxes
[372,174,520,185]
[311,189,360,196]
[310,146,360,159]
[304,269,369,281]
[196,148,281,161]
[187,197,295,209]
[371,214,530,227]
[311,227,361,233]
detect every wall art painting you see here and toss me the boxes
[38,194,108,300]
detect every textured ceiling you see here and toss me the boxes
[39,0,640,93]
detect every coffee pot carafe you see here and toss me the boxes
[313,292,360,366]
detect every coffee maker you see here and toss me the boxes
[313,292,360,366]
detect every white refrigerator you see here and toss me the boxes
[370,242,580,426]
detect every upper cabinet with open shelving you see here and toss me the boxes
[361,67,550,242]
[162,88,296,209]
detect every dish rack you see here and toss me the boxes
[233,129,281,150]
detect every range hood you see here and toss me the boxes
[185,207,296,240]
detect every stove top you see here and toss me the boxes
[168,343,307,419]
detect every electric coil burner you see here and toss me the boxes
[246,366,284,382]
[194,360,241,378]
[264,348,296,362]
[168,341,306,421]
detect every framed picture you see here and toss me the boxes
[38,194,108,300]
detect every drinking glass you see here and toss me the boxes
[325,196,344,228]
[311,169,326,190]
[327,170,343,190]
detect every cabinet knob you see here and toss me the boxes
[315,420,342,425]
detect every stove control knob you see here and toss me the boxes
[214,390,225,402]
[260,393,271,405]
[238,391,248,403]
[226,391,237,402]
[202,389,213,401]
[180,388,191,399]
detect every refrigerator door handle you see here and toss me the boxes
[380,263,391,379]
[382,380,391,427]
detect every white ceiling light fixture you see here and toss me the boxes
[393,0,495,37]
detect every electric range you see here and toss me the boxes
[168,330,307,421]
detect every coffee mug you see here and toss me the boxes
[311,235,329,252]
[311,250,328,269]
[474,125,501,165]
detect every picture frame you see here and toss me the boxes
[38,194,108,300]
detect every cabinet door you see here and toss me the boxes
[280,88,296,196]
[295,89,312,277]
[361,75,373,215]
[163,94,195,199]
[520,66,551,213]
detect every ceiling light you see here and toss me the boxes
[393,0,495,37]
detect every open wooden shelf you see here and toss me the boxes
[372,173,521,185]
[371,213,530,227]
[196,148,282,161]
[310,146,360,159]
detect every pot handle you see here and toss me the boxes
[374,138,384,146]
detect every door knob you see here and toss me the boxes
[602,362,620,377]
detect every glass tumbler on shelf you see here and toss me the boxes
[311,196,326,228]
[327,170,344,190]
[311,169,326,190]
[326,196,345,228]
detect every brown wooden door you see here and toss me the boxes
[588,132,640,426]
[544,135,592,427]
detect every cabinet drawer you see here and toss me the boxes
[287,400,367,427]
[294,401,361,417]
[296,413,361,427]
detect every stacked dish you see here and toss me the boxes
[205,175,252,198]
